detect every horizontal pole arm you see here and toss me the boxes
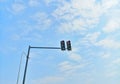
[30,46,61,49]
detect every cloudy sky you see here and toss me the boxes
[0,0,120,84]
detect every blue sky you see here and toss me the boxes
[0,0,120,84]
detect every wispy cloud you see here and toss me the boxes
[58,60,89,74]
[11,11,52,41]
[30,12,52,30]
[112,58,120,65]
[52,0,102,33]
[30,76,65,84]
[68,53,82,62]
[106,71,118,77]
[28,0,40,7]
[8,2,26,14]
[95,38,120,49]
[103,19,120,33]
[101,52,111,59]
[82,32,101,44]
[52,0,120,34]
[102,0,119,10]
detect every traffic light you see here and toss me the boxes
[66,40,72,51]
[60,40,66,51]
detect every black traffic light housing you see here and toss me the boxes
[60,40,66,51]
[66,40,72,51]
[60,40,72,51]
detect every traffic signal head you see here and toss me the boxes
[66,40,72,51]
[60,40,66,51]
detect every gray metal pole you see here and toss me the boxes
[22,43,69,84]
[22,46,31,84]
[16,52,26,84]
[22,46,60,84]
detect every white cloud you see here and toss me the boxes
[12,30,42,42]
[9,3,26,14]
[58,19,86,33]
[105,58,120,78]
[58,61,74,72]
[112,58,120,65]
[68,53,82,62]
[95,38,120,49]
[52,0,120,34]
[101,53,111,59]
[52,0,103,33]
[44,0,55,5]
[30,12,52,30]
[106,71,118,77]
[74,32,101,49]
[28,0,40,7]
[71,0,103,18]
[61,0,102,18]
[58,61,88,74]
[31,76,65,84]
[83,32,101,44]
[103,20,120,33]
[102,0,119,10]
[11,12,52,41]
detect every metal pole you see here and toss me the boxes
[22,46,31,84]
[30,46,61,49]
[16,52,26,84]
[22,46,60,84]
[22,45,67,84]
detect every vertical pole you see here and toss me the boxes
[16,52,25,84]
[22,46,31,84]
